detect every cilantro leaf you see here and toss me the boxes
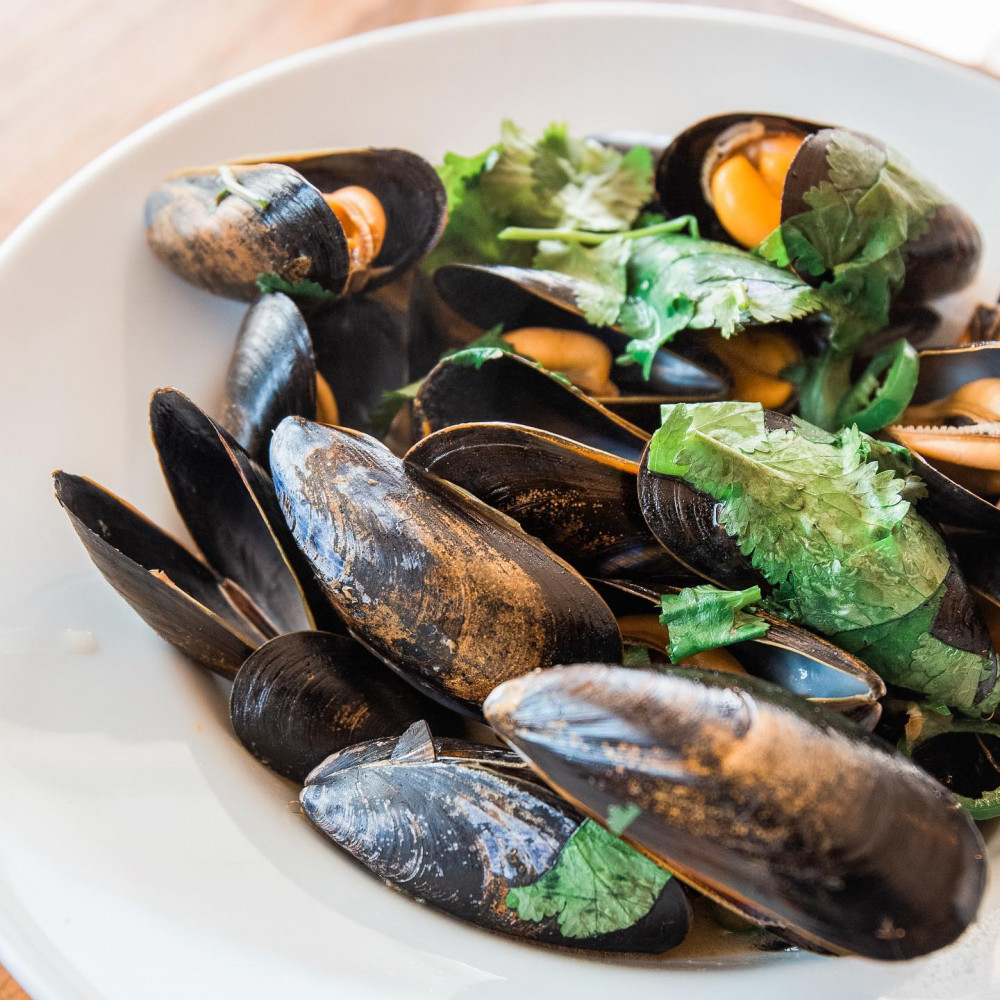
[623,645,653,669]
[646,402,979,712]
[659,585,769,662]
[619,234,821,378]
[505,819,670,939]
[255,273,334,302]
[757,129,947,426]
[425,121,653,272]
[532,237,630,327]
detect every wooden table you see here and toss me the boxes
[0,0,880,995]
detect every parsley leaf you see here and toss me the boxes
[255,273,334,302]
[659,585,769,662]
[619,234,822,378]
[505,819,670,939]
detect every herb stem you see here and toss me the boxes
[216,165,270,212]
[498,215,700,245]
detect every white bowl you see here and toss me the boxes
[2,5,999,998]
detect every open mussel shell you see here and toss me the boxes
[415,352,650,463]
[145,163,351,301]
[241,148,447,291]
[300,721,690,952]
[655,112,822,243]
[220,293,317,467]
[885,343,1000,533]
[309,294,410,433]
[657,113,980,299]
[53,472,260,677]
[406,422,693,584]
[433,263,730,400]
[485,665,987,960]
[151,388,325,635]
[270,418,622,715]
[230,631,448,782]
[593,579,884,727]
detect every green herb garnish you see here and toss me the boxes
[659,585,769,662]
[619,233,822,378]
[505,819,670,938]
[216,164,270,212]
[647,402,998,715]
[758,129,945,428]
[425,121,654,272]
[255,273,335,302]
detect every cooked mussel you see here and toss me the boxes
[638,406,1000,717]
[593,578,884,727]
[414,351,650,462]
[230,631,447,782]
[269,417,622,715]
[406,422,693,583]
[433,263,731,400]
[656,113,980,300]
[54,389,327,676]
[886,342,1000,533]
[484,664,986,960]
[145,147,446,300]
[54,471,262,676]
[300,720,690,952]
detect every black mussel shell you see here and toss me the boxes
[885,343,1000,533]
[781,129,981,301]
[145,163,350,301]
[656,113,821,243]
[151,388,322,635]
[657,114,981,300]
[414,352,650,463]
[406,422,692,583]
[485,665,986,960]
[269,418,622,716]
[856,305,940,361]
[53,472,259,677]
[433,264,730,400]
[220,293,317,467]
[592,578,884,727]
[638,453,762,591]
[255,148,446,291]
[230,631,446,782]
[300,721,690,952]
[309,295,409,433]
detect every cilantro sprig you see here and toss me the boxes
[659,585,769,662]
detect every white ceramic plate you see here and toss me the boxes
[3,4,1000,998]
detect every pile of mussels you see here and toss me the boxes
[54,115,1000,962]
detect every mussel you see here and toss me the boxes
[414,351,650,463]
[637,405,1000,717]
[300,720,690,952]
[593,578,884,727]
[269,417,622,715]
[230,631,447,782]
[655,113,981,300]
[220,290,412,463]
[484,664,987,960]
[433,263,731,401]
[405,422,692,583]
[54,389,325,676]
[886,342,1000,533]
[145,147,446,300]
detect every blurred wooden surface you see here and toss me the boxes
[0,0,836,996]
